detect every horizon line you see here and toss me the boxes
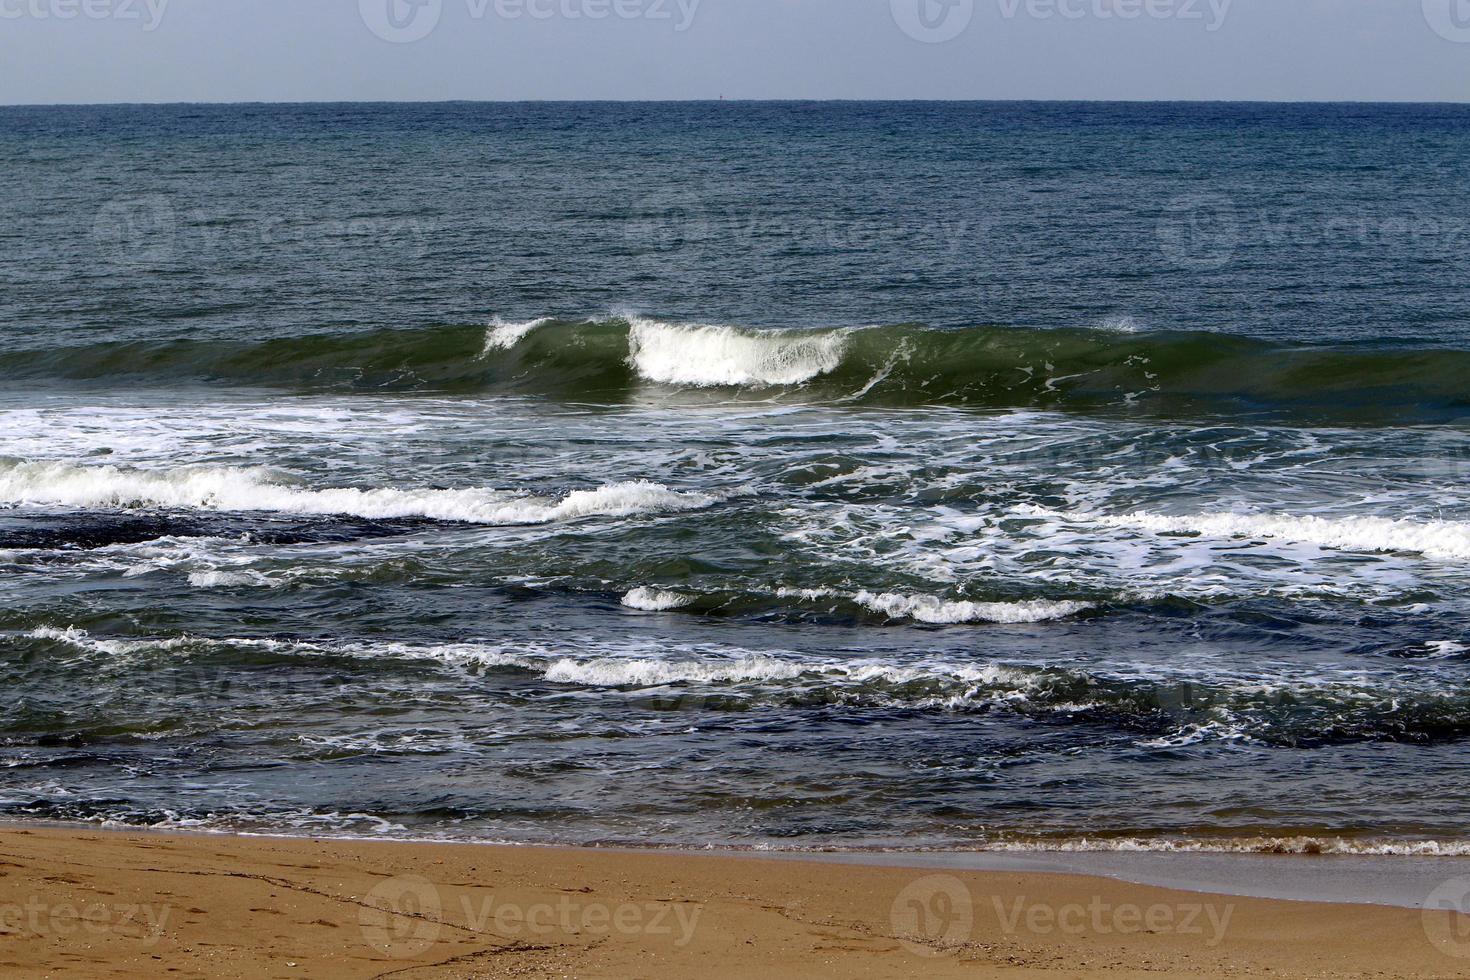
[5,96,1470,109]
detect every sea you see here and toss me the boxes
[2,101,1469,855]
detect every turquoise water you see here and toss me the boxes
[1,102,1469,853]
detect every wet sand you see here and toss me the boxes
[0,827,1467,978]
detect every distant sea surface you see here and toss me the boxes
[3,102,1470,854]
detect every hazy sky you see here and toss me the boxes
[2,0,1468,104]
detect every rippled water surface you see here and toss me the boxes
[2,102,1469,853]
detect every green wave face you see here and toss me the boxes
[6,318,1469,425]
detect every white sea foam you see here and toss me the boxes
[480,316,551,353]
[21,628,1053,699]
[0,460,716,526]
[27,626,295,659]
[1098,315,1143,334]
[29,625,96,645]
[621,587,693,611]
[541,655,808,687]
[1019,505,1470,562]
[769,586,1091,624]
[855,591,1093,624]
[626,317,846,387]
[187,570,269,589]
[380,643,1051,694]
[984,837,1470,857]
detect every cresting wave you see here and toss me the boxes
[0,459,716,526]
[1017,505,1470,563]
[7,316,1470,423]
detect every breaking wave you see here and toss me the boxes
[6,316,1470,423]
[0,459,716,526]
[621,587,694,611]
[854,591,1093,624]
[1021,505,1470,563]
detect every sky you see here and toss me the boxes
[1,0,1468,104]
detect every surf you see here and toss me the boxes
[6,315,1470,424]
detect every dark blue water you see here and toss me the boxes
[1,102,1469,854]
[5,101,1470,348]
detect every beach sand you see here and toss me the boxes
[0,827,1465,978]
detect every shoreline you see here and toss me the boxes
[4,818,1467,909]
[1,825,1467,977]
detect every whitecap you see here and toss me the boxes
[1020,505,1470,563]
[855,591,1093,624]
[621,587,693,611]
[187,569,270,589]
[0,459,717,527]
[480,316,551,354]
[626,317,846,387]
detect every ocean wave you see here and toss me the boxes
[854,591,1093,624]
[983,836,1470,856]
[6,316,1470,424]
[621,587,693,611]
[1021,505,1470,562]
[480,316,552,353]
[186,569,271,589]
[22,628,1053,698]
[25,628,1470,747]
[0,460,717,527]
[625,316,847,386]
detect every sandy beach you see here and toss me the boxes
[0,827,1465,978]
